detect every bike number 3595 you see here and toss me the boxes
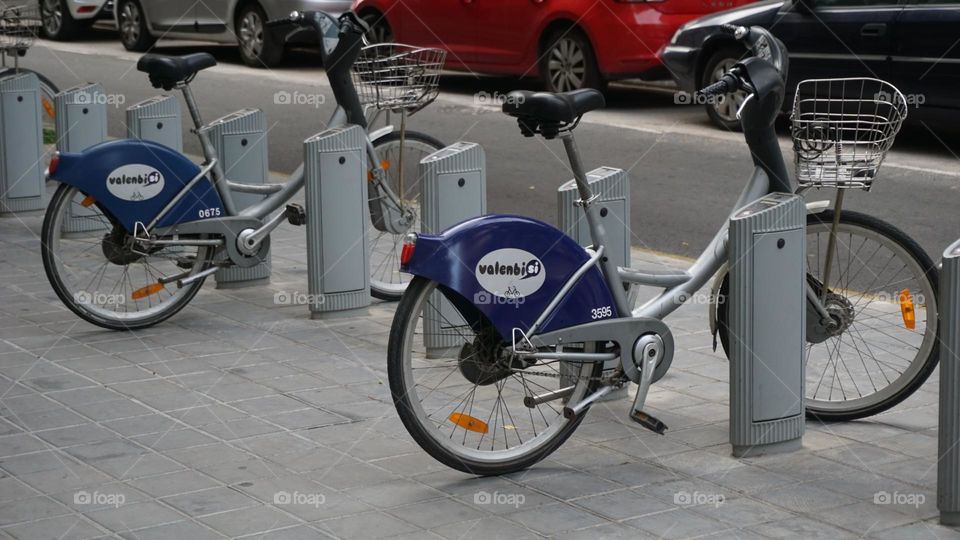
[591,306,612,320]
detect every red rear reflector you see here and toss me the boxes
[47,153,60,175]
[77,5,96,13]
[400,235,417,266]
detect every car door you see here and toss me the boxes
[467,0,544,67]
[143,0,196,33]
[194,0,231,37]
[387,0,476,67]
[890,0,960,110]
[772,0,903,88]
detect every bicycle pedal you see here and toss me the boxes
[630,410,668,435]
[285,203,306,226]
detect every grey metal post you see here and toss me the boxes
[55,83,107,232]
[420,142,486,356]
[304,125,369,315]
[0,71,44,214]
[558,166,631,399]
[126,95,182,151]
[938,239,960,525]
[200,109,271,288]
[728,193,805,457]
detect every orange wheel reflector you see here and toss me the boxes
[899,289,916,330]
[448,413,488,434]
[41,98,55,119]
[80,195,96,207]
[367,170,375,182]
[131,283,165,300]
[380,160,390,170]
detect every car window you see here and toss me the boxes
[814,0,900,7]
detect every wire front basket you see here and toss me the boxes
[0,4,40,52]
[790,78,907,190]
[352,43,445,113]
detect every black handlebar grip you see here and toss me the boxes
[696,73,738,98]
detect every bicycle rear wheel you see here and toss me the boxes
[717,210,940,421]
[388,277,600,475]
[42,184,214,330]
[368,130,444,300]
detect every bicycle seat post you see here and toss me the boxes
[179,82,205,132]
[560,133,594,204]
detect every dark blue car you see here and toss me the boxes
[661,0,960,130]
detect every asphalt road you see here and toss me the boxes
[19,29,960,260]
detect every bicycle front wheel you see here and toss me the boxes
[717,210,940,421]
[369,131,444,301]
[42,184,215,330]
[389,277,600,475]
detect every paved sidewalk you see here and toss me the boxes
[0,205,956,540]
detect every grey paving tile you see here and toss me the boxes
[315,510,419,540]
[430,516,542,540]
[162,486,258,517]
[116,519,226,540]
[86,500,184,532]
[1,514,107,540]
[198,505,300,537]
[572,489,673,521]
[128,470,222,498]
[0,433,47,457]
[524,470,622,500]
[504,502,606,535]
[0,496,72,524]
[625,507,732,539]
[346,479,446,509]
[753,516,858,539]
[755,482,859,514]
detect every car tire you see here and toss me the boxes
[117,0,156,52]
[237,3,283,68]
[40,0,89,41]
[701,47,748,131]
[539,28,606,93]
[360,10,392,44]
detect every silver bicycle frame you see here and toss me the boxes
[148,84,398,231]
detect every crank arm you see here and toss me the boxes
[237,207,293,254]
[629,334,668,434]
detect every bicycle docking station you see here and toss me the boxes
[420,142,486,357]
[728,192,805,457]
[304,124,370,316]
[0,71,44,215]
[201,109,272,288]
[55,83,107,233]
[127,95,183,152]
[558,166,631,401]
[938,239,960,525]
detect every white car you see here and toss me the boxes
[39,0,114,40]
[116,0,353,67]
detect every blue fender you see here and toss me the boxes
[404,214,619,339]
[50,139,224,233]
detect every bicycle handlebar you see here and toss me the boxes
[265,10,369,128]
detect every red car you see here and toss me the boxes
[351,0,753,92]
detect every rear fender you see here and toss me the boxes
[404,214,619,340]
[50,139,224,233]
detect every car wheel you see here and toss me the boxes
[40,0,87,40]
[361,11,393,44]
[702,47,748,131]
[539,28,605,93]
[117,0,156,52]
[237,3,283,68]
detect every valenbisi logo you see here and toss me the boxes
[105,164,165,201]
[475,248,546,299]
